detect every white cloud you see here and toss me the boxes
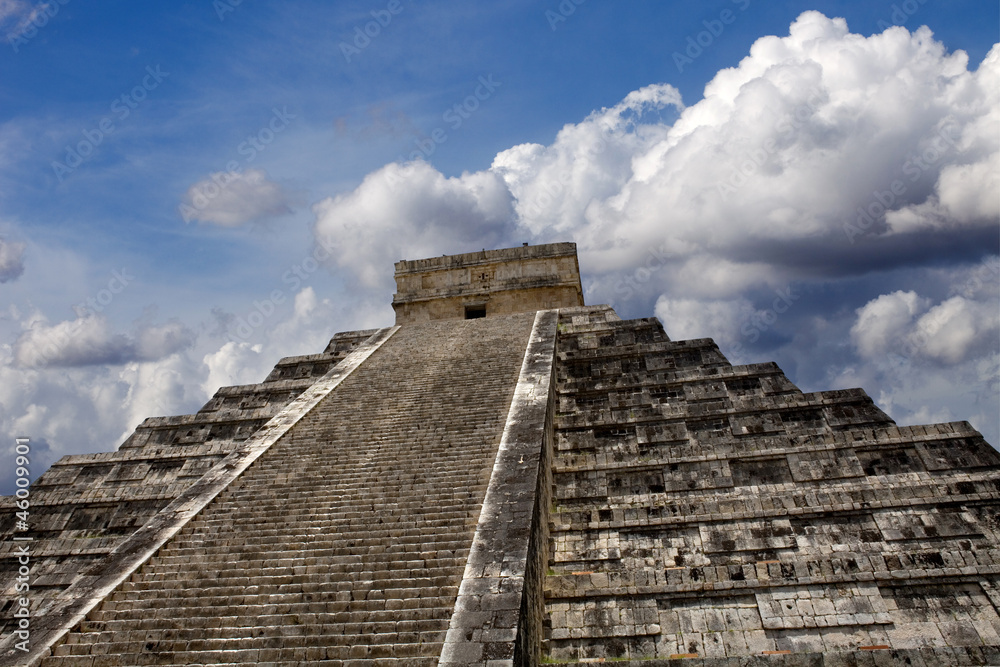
[0,0,32,26]
[0,340,213,489]
[134,320,197,360]
[518,12,996,289]
[492,83,682,245]
[654,296,754,347]
[269,287,330,347]
[884,44,1000,233]
[180,168,293,227]
[13,314,195,368]
[910,296,998,364]
[0,237,25,282]
[304,11,999,444]
[201,288,342,393]
[202,341,266,396]
[312,160,517,289]
[0,285,364,493]
[850,290,928,359]
[14,315,131,367]
[116,353,206,441]
[315,12,998,305]
[0,357,133,477]
[852,290,998,365]
[817,257,997,447]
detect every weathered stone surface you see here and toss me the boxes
[392,242,584,324]
[544,306,1000,666]
[441,309,559,667]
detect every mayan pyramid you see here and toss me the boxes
[2,242,999,666]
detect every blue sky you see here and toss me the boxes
[1,0,998,492]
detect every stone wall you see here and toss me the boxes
[392,243,583,323]
[543,305,1000,665]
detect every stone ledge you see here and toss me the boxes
[546,644,1000,666]
[440,309,559,667]
[394,243,579,275]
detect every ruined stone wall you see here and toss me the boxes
[544,306,1000,665]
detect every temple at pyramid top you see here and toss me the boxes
[391,241,585,323]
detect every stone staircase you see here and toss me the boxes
[38,313,535,666]
[0,331,377,639]
[544,306,1000,665]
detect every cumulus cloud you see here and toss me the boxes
[180,168,293,227]
[312,160,517,288]
[654,296,754,347]
[203,287,351,392]
[0,355,132,494]
[911,297,999,363]
[850,290,929,359]
[502,12,997,293]
[202,341,266,397]
[0,339,214,494]
[853,290,999,365]
[115,353,206,440]
[492,83,682,247]
[306,11,997,444]
[0,237,25,282]
[814,256,997,447]
[0,285,358,494]
[315,12,997,304]
[13,314,195,368]
[135,320,197,360]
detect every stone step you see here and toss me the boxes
[87,600,457,623]
[43,641,443,665]
[149,540,471,555]
[67,614,452,639]
[117,566,462,590]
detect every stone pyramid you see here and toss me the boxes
[2,242,999,666]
